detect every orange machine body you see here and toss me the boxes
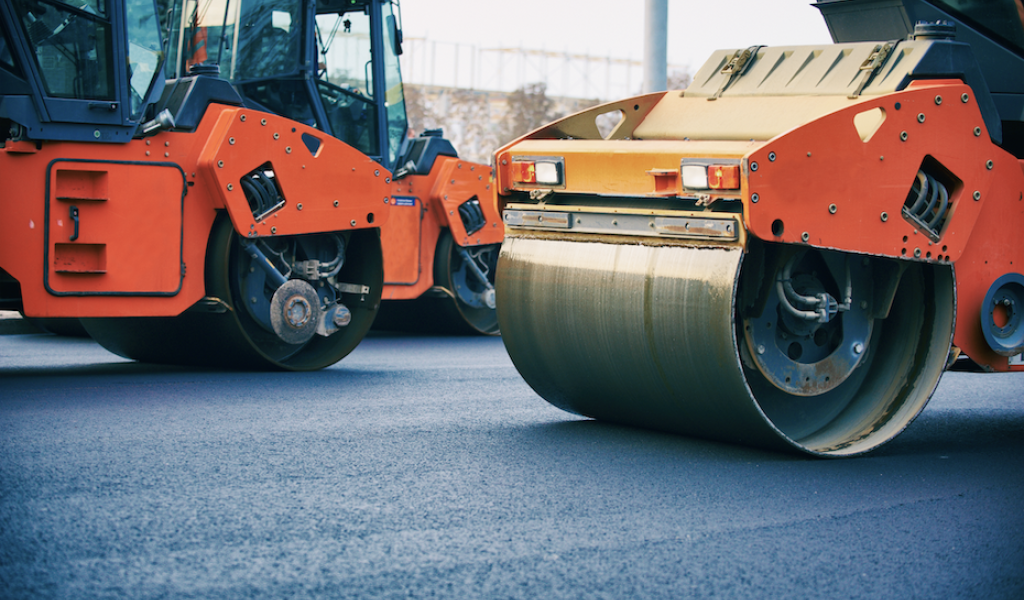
[741,80,1024,373]
[497,82,1024,373]
[491,2,1024,455]
[0,105,390,318]
[380,157,501,300]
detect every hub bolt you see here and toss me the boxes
[333,306,352,327]
[284,295,312,328]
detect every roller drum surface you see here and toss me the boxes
[497,234,954,456]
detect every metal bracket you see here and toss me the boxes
[336,282,370,300]
[239,239,288,288]
[504,210,572,229]
[711,46,764,100]
[457,247,496,293]
[187,297,232,313]
[849,41,898,99]
[695,194,717,208]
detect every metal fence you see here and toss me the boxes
[398,37,688,101]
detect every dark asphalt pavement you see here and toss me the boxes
[2,330,1023,599]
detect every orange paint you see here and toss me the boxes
[743,82,1024,371]
[0,104,391,318]
[379,157,500,300]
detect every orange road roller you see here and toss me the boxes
[174,0,503,335]
[493,0,1024,455]
[1,0,388,369]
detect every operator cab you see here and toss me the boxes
[168,0,408,168]
[0,0,165,142]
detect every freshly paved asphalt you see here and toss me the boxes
[1,327,1023,599]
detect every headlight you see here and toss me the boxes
[511,157,564,187]
[681,159,741,191]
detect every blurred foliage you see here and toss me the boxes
[405,82,604,164]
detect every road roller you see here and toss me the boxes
[493,0,1024,455]
[0,0,389,370]
[171,0,501,335]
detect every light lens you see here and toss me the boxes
[681,165,708,189]
[708,165,740,190]
[511,161,536,184]
[534,162,560,185]
[511,158,563,186]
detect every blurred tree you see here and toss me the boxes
[404,85,440,135]
[501,83,555,144]
[446,89,501,163]
[667,69,692,91]
[400,73,692,164]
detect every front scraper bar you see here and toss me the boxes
[504,208,740,242]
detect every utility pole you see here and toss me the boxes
[643,0,668,93]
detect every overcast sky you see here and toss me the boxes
[400,0,834,72]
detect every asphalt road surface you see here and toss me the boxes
[2,328,1023,599]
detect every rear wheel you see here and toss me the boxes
[433,233,499,335]
[374,232,499,335]
[82,216,382,370]
[21,316,90,337]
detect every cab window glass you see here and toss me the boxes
[241,79,317,127]
[52,0,106,17]
[316,79,378,156]
[1,23,18,72]
[315,9,379,155]
[315,9,373,97]
[172,0,302,80]
[234,0,302,79]
[380,2,406,165]
[12,0,115,100]
[126,0,163,115]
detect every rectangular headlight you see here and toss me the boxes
[534,161,561,185]
[681,165,708,189]
[681,159,741,191]
[511,157,564,187]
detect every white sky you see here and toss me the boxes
[400,0,834,73]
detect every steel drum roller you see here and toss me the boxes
[497,234,955,456]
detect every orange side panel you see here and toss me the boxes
[0,138,214,318]
[428,158,502,246]
[378,200,442,300]
[952,159,1024,372]
[380,164,442,299]
[380,194,425,286]
[0,104,392,318]
[742,82,1023,371]
[196,108,391,238]
[45,162,185,295]
[380,157,500,301]
[745,83,994,263]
